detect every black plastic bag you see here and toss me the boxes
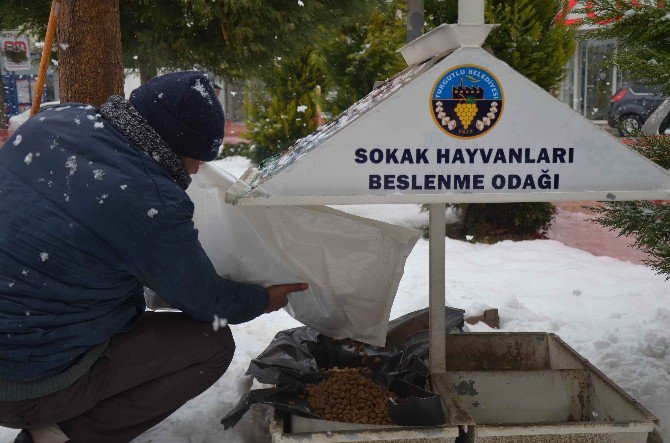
[221,307,464,429]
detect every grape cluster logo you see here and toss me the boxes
[431,65,504,139]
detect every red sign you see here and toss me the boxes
[4,40,27,55]
[0,33,31,71]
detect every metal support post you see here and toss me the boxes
[407,0,425,43]
[428,204,474,427]
[428,203,446,375]
[458,0,485,24]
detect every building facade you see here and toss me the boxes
[556,1,627,121]
[1,32,59,117]
[559,37,622,121]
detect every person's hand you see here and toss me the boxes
[264,283,308,313]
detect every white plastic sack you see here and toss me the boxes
[185,163,419,346]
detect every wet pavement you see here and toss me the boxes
[547,202,651,265]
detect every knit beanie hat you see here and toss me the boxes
[129,71,224,162]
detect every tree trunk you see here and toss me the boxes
[138,55,157,84]
[57,0,124,106]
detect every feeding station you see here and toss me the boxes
[226,0,667,441]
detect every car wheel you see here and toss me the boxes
[617,114,642,136]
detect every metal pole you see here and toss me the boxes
[612,46,619,96]
[572,47,579,112]
[407,0,424,43]
[409,5,446,379]
[31,0,61,117]
[458,0,486,25]
[428,204,446,375]
[583,40,589,117]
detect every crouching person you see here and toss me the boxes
[0,71,307,443]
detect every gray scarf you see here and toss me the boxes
[100,95,191,189]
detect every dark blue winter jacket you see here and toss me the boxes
[0,104,269,383]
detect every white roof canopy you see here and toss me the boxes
[226,7,670,207]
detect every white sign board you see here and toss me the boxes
[0,33,31,71]
[228,46,670,205]
[15,79,31,103]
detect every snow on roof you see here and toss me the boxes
[245,59,431,192]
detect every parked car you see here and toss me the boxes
[7,101,61,138]
[641,98,670,136]
[607,84,666,136]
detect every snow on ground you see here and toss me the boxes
[213,155,253,179]
[135,237,669,442]
[1,157,668,443]
[330,204,429,230]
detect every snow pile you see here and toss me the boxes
[212,156,253,178]
[332,204,429,230]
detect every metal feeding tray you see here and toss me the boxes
[443,333,658,443]
[269,333,659,443]
[271,414,459,442]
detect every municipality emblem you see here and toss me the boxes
[431,65,503,139]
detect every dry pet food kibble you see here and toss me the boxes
[306,369,399,425]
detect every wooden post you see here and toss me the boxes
[31,0,61,117]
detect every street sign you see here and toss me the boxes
[0,32,31,71]
[225,43,670,206]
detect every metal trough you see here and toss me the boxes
[270,414,460,443]
[269,333,659,443]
